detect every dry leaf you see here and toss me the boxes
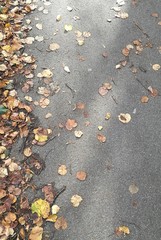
[141,96,149,103]
[71,194,83,207]
[115,226,130,236]
[23,147,32,157]
[24,95,33,102]
[152,64,160,71]
[49,43,60,51]
[64,24,73,32]
[97,134,106,143]
[46,214,57,222]
[37,69,53,78]
[129,183,139,194]
[0,64,7,71]
[56,15,61,21]
[67,6,73,11]
[31,199,50,218]
[64,66,70,73]
[98,126,103,131]
[122,47,130,56]
[29,226,43,240]
[83,31,91,38]
[54,217,67,230]
[98,86,108,96]
[76,102,85,109]
[39,98,50,108]
[35,36,44,42]
[45,113,52,118]
[36,23,43,30]
[74,130,83,138]
[25,37,34,44]
[151,12,159,18]
[51,205,60,214]
[118,113,131,123]
[77,36,85,46]
[105,113,111,120]
[65,119,77,130]
[58,165,67,176]
[116,12,129,19]
[76,171,87,181]
[148,86,158,97]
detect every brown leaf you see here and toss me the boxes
[42,184,56,204]
[122,47,130,56]
[148,86,158,97]
[54,217,68,230]
[29,226,43,240]
[141,96,149,103]
[65,119,77,130]
[97,134,106,143]
[76,171,87,181]
[76,102,85,110]
[98,86,108,96]
[102,52,108,58]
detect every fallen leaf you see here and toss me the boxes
[151,12,159,18]
[64,66,70,73]
[76,171,87,181]
[122,47,130,56]
[74,130,83,138]
[23,147,32,157]
[58,165,67,176]
[54,217,67,230]
[98,126,103,131]
[148,86,158,97]
[35,133,48,142]
[129,183,139,194]
[37,69,53,78]
[115,226,130,236]
[45,113,52,119]
[97,134,106,143]
[102,52,108,58]
[116,11,129,19]
[35,36,44,42]
[105,113,111,120]
[0,64,7,71]
[98,86,108,96]
[51,205,60,214]
[77,36,85,46]
[36,23,43,30]
[71,194,83,207]
[24,95,33,102]
[141,96,149,103]
[152,64,160,71]
[65,119,77,130]
[46,214,57,222]
[64,24,73,32]
[39,98,50,108]
[76,102,85,110]
[29,226,43,240]
[42,184,55,203]
[31,199,50,218]
[83,31,91,38]
[49,43,60,51]
[56,15,61,21]
[67,6,73,11]
[118,113,131,123]
[25,37,35,44]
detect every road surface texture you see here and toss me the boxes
[14,0,161,239]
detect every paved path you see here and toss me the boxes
[21,0,161,239]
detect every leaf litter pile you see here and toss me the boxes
[0,0,161,239]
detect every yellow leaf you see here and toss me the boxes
[31,199,50,218]
[46,214,58,222]
[118,226,130,235]
[35,134,48,142]
[64,24,73,32]
[2,45,12,53]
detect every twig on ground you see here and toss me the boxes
[53,186,66,203]
[65,83,76,98]
[134,21,150,38]
[111,95,118,104]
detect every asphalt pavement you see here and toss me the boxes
[18,0,161,239]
